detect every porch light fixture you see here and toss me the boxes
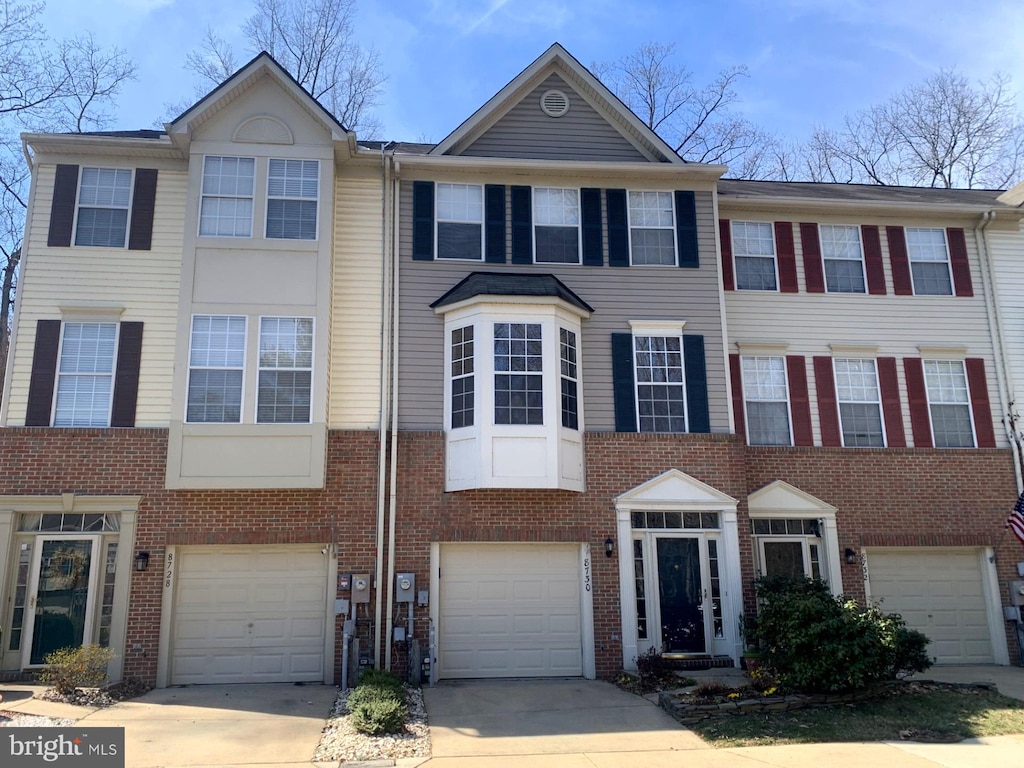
[134,551,150,572]
[604,537,615,558]
[844,547,857,565]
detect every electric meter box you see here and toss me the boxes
[1009,580,1024,607]
[395,573,416,603]
[352,573,371,604]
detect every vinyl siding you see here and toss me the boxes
[398,181,728,432]
[460,74,649,162]
[724,212,1004,448]
[7,162,186,427]
[988,224,1024,422]
[329,168,384,429]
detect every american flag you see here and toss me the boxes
[1009,492,1024,546]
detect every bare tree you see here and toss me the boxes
[0,1,135,402]
[800,69,1024,188]
[173,0,386,137]
[594,42,784,179]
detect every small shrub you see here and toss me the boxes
[634,648,678,692]
[349,689,407,735]
[346,683,406,710]
[351,668,407,706]
[693,680,733,698]
[38,644,116,696]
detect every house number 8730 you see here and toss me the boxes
[583,556,592,592]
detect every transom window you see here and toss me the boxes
[906,228,952,295]
[834,358,884,447]
[200,156,255,237]
[75,168,132,247]
[494,323,543,425]
[54,322,118,427]
[186,315,246,423]
[266,159,318,240]
[257,317,313,423]
[634,335,686,433]
[18,512,120,532]
[630,510,720,529]
[742,356,791,446]
[437,183,483,260]
[560,328,578,429]
[629,191,676,265]
[450,326,475,428]
[732,221,777,290]
[820,225,865,293]
[534,188,580,264]
[923,360,975,447]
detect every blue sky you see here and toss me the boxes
[38,0,1024,144]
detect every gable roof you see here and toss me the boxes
[165,51,354,157]
[431,272,594,313]
[430,43,684,164]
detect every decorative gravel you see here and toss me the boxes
[314,686,431,763]
[1,710,77,727]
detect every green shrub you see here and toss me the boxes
[358,668,405,693]
[754,576,931,693]
[349,689,407,735]
[38,644,116,695]
[346,683,406,710]
[633,647,679,692]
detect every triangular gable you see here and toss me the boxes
[615,469,736,509]
[432,43,683,164]
[165,51,354,157]
[747,480,837,514]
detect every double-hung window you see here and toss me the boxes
[257,317,313,423]
[494,322,543,425]
[534,188,580,263]
[820,225,865,293]
[560,329,579,429]
[634,335,686,432]
[266,159,318,240]
[834,358,884,447]
[75,168,132,247]
[742,356,792,445]
[200,156,255,237]
[437,183,483,260]
[629,191,676,265]
[906,228,952,295]
[732,221,777,290]
[53,323,118,426]
[923,360,975,447]
[450,326,475,428]
[187,315,246,423]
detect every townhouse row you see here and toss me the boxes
[2,44,1023,687]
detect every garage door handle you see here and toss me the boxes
[247,623,254,627]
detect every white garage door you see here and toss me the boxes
[171,546,329,685]
[439,544,583,678]
[867,548,993,664]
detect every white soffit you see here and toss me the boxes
[615,469,737,509]
[747,480,837,514]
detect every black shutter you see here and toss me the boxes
[111,322,143,427]
[581,187,603,266]
[25,320,61,426]
[484,184,506,263]
[128,169,158,251]
[675,190,699,268]
[511,185,532,264]
[48,165,79,247]
[683,334,710,433]
[606,189,629,267]
[412,181,434,260]
[611,332,637,432]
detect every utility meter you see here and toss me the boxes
[395,573,415,603]
[352,573,371,603]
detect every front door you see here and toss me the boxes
[657,537,706,654]
[22,538,100,666]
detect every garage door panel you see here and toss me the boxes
[478,581,509,600]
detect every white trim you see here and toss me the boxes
[52,321,120,428]
[921,359,978,449]
[429,542,440,686]
[198,154,256,239]
[184,313,248,424]
[580,543,596,679]
[434,182,485,262]
[917,345,969,359]
[820,223,868,294]
[532,186,583,266]
[72,166,134,249]
[981,547,1011,665]
[731,220,780,292]
[628,320,686,336]
[833,357,887,448]
[906,226,955,296]
[265,157,320,242]
[156,545,176,688]
[626,190,678,267]
[739,354,794,447]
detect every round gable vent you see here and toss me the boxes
[540,89,570,118]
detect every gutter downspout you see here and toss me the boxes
[373,146,394,667]
[974,210,1021,490]
[384,158,401,670]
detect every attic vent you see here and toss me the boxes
[540,89,570,118]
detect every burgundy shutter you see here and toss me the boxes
[786,355,813,446]
[729,354,746,440]
[775,221,798,292]
[862,225,887,295]
[965,357,996,448]
[886,226,913,295]
[903,358,933,448]
[813,356,841,447]
[128,169,158,250]
[946,228,973,297]
[111,322,143,427]
[719,219,735,291]
[877,357,906,447]
[800,223,825,293]
[25,320,61,426]
[48,164,79,247]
